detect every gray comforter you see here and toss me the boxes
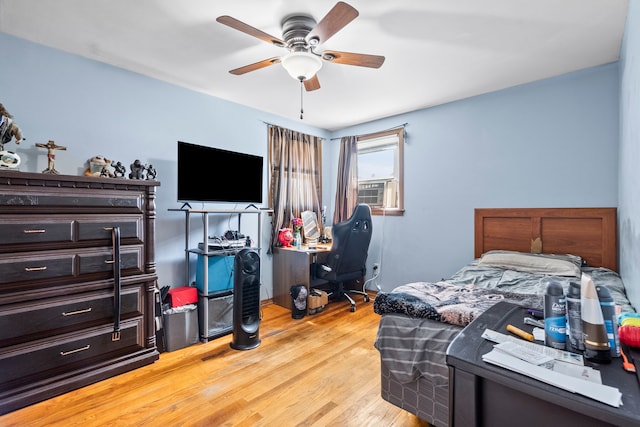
[374,263,635,387]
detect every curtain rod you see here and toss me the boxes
[261,120,326,140]
[329,122,408,141]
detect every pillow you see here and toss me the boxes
[478,250,582,277]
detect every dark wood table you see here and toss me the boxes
[446,301,640,427]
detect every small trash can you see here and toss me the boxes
[163,303,199,351]
[290,285,307,319]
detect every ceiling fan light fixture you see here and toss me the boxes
[282,51,322,81]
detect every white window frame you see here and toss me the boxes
[357,128,404,216]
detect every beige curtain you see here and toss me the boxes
[333,135,358,224]
[268,125,322,252]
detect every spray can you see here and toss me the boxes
[544,282,566,350]
[566,281,584,352]
[581,273,611,363]
[596,285,620,358]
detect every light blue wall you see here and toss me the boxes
[619,0,640,311]
[335,64,620,291]
[0,32,331,300]
[1,27,630,304]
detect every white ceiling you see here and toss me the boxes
[0,0,629,131]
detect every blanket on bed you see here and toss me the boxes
[373,281,543,327]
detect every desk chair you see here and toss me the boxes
[313,204,372,312]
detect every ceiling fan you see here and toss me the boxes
[216,1,385,92]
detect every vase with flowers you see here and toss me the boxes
[292,217,303,249]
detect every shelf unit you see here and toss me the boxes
[169,208,271,341]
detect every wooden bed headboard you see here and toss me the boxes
[474,208,617,272]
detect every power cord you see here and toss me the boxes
[363,264,381,292]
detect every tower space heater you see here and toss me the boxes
[230,248,262,350]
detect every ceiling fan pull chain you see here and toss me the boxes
[300,79,304,120]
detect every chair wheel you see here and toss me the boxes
[364,295,370,302]
[350,305,356,312]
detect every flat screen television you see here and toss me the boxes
[177,141,263,204]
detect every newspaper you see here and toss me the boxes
[482,328,584,365]
[481,329,621,407]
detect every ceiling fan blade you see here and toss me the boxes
[304,75,321,91]
[229,57,281,75]
[306,2,358,46]
[217,15,286,47]
[322,50,385,68]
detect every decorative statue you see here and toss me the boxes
[0,103,24,151]
[84,155,112,177]
[35,140,67,175]
[145,164,157,180]
[0,103,24,169]
[129,159,145,179]
[112,161,126,178]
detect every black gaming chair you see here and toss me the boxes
[313,204,373,312]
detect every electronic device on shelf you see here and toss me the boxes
[198,240,246,251]
[224,230,245,241]
[199,231,248,251]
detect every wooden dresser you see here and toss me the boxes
[0,170,160,414]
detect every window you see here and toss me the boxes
[357,128,404,216]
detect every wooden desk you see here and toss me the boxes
[272,245,331,312]
[446,302,640,427]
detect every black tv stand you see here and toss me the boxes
[180,202,192,210]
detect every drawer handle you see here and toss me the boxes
[23,229,46,234]
[62,307,92,316]
[24,266,47,272]
[105,260,115,264]
[60,345,90,356]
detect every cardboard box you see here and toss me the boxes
[308,288,328,314]
[167,286,198,308]
[196,255,235,293]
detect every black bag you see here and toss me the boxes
[290,285,307,319]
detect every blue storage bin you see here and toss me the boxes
[196,254,234,293]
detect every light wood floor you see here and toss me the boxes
[0,293,430,427]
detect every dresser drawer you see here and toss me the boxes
[0,215,143,251]
[77,216,143,242]
[0,285,144,346]
[77,245,144,276]
[0,318,144,390]
[0,245,144,285]
[0,186,143,212]
[0,218,73,245]
[0,253,74,284]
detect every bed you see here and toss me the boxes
[373,207,636,427]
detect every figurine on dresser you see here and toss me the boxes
[35,140,67,174]
[0,103,24,169]
[112,161,126,178]
[145,164,157,180]
[129,159,145,179]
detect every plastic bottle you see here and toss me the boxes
[596,285,620,358]
[566,281,584,352]
[544,282,566,350]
